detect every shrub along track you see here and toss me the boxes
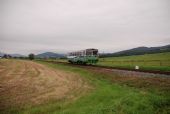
[0,59,91,112]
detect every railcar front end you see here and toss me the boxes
[67,49,98,64]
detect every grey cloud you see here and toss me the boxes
[0,0,170,55]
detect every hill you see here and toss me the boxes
[100,44,170,57]
[10,54,26,57]
[36,52,65,58]
[0,52,25,57]
[0,52,5,57]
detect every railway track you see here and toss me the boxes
[41,60,170,75]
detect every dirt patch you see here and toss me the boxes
[0,59,91,111]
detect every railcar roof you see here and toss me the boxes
[69,48,98,53]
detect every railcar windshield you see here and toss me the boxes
[86,49,98,56]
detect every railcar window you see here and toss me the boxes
[69,49,98,56]
[93,50,98,55]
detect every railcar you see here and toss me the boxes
[67,48,98,64]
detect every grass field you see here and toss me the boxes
[1,59,169,114]
[97,52,170,71]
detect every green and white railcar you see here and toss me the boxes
[67,49,98,64]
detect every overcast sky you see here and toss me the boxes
[0,0,170,55]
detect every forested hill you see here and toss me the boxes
[100,44,170,57]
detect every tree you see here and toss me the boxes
[3,54,8,58]
[28,53,35,60]
[3,54,12,59]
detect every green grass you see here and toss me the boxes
[98,52,170,71]
[100,52,170,61]
[5,61,169,114]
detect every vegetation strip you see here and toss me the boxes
[40,60,170,75]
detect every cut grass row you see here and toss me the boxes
[9,61,170,114]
